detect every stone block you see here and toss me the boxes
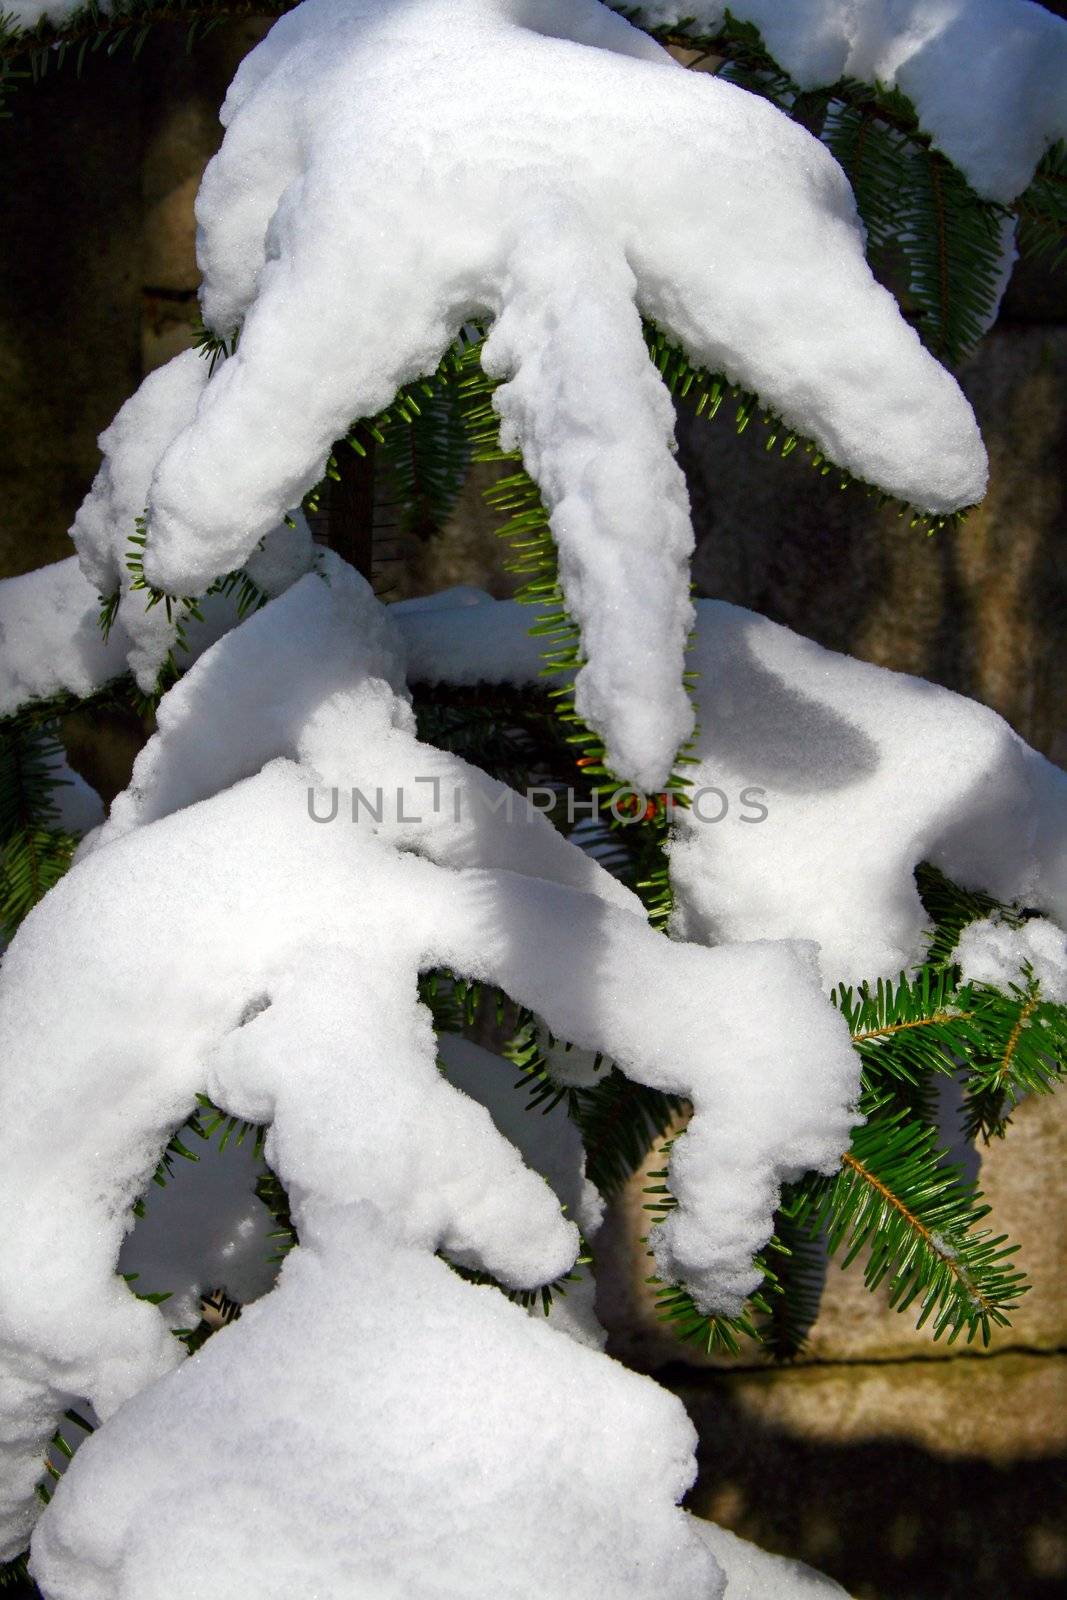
[682,1352,1067,1600]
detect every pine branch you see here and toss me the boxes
[899,149,1013,364]
[326,428,377,580]
[0,716,65,841]
[121,515,270,696]
[453,326,698,928]
[644,1139,773,1358]
[647,868,1062,1359]
[180,1286,243,1353]
[755,1199,826,1361]
[375,377,469,544]
[834,967,984,1090]
[572,1073,683,1198]
[961,978,1067,1142]
[419,968,505,1036]
[506,1014,605,1114]
[194,1091,265,1155]
[0,0,294,117]
[915,861,1016,969]
[646,1153,828,1363]
[797,1094,1028,1346]
[411,681,561,796]
[255,1168,298,1261]
[1014,140,1067,273]
[444,1239,592,1317]
[0,675,146,748]
[0,0,287,62]
[20,1402,97,1530]
[0,716,80,939]
[0,1552,31,1589]
[129,1091,266,1224]
[649,1276,764,1359]
[649,322,970,531]
[913,865,1066,1139]
[191,317,238,374]
[823,101,912,257]
[323,370,469,589]
[834,918,1066,1144]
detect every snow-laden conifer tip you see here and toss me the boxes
[62,0,983,789]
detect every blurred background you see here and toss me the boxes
[1,16,1064,1597]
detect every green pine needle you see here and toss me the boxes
[1015,140,1067,274]
[834,967,984,1089]
[755,1201,827,1361]
[898,148,1015,364]
[962,977,1067,1142]
[798,1093,1029,1346]
[0,716,82,939]
[0,1552,31,1589]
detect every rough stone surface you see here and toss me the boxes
[139,21,270,375]
[372,459,521,602]
[683,1352,1067,1600]
[685,323,1067,766]
[0,24,269,584]
[0,57,142,580]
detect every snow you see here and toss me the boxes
[5,2,1054,1587]
[0,571,540,723]
[535,1030,607,1090]
[376,588,1067,989]
[73,351,210,600]
[70,347,316,691]
[438,1032,606,1348]
[2,0,91,26]
[626,0,1067,201]
[117,1134,278,1332]
[0,530,313,719]
[81,560,643,915]
[104,0,984,790]
[954,916,1067,1003]
[12,0,1063,202]
[695,1521,851,1597]
[122,1029,606,1344]
[0,563,544,724]
[670,601,1067,986]
[439,1033,602,1244]
[976,213,1020,341]
[48,755,104,838]
[0,564,859,1572]
[0,539,314,714]
[0,559,129,716]
[30,1208,722,1600]
[394,589,547,686]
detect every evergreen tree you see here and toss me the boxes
[0,2,1065,1595]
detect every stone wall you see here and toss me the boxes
[0,21,267,578]
[0,24,271,801]
[681,316,1067,766]
[0,26,1064,1600]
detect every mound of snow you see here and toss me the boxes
[627,0,1067,200]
